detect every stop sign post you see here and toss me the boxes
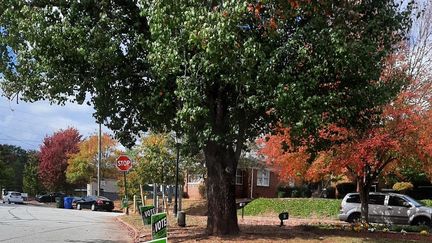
[117,155,132,215]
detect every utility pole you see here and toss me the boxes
[174,136,180,216]
[97,123,102,196]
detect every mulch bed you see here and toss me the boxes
[135,215,432,242]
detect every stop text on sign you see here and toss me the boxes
[117,159,131,166]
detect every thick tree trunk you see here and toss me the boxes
[204,141,239,235]
[358,178,371,223]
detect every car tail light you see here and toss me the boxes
[96,200,103,205]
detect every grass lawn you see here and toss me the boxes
[119,198,432,242]
[242,198,342,219]
[242,198,432,219]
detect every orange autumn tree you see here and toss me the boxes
[262,86,432,223]
[259,45,432,223]
[259,93,432,223]
[257,126,333,184]
[66,133,118,185]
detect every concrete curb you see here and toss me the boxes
[116,216,140,243]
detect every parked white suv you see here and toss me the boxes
[339,192,432,226]
[2,191,24,204]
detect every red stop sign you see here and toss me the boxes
[116,155,132,172]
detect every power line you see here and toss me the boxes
[0,138,40,143]
[0,131,41,148]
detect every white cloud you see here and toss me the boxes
[0,96,114,150]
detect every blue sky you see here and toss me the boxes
[0,95,111,151]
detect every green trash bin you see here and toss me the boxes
[55,196,64,208]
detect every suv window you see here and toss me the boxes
[11,193,21,196]
[389,196,409,207]
[369,195,385,205]
[346,194,360,203]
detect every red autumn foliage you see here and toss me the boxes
[257,127,310,182]
[259,85,432,184]
[38,127,81,191]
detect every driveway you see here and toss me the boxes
[0,202,131,243]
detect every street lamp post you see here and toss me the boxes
[174,135,180,217]
[97,123,102,196]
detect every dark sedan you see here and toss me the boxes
[36,192,66,202]
[75,196,114,212]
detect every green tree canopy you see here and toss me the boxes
[0,144,28,191]
[22,150,43,196]
[0,0,412,235]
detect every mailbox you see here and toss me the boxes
[279,212,289,226]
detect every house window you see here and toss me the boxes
[235,169,243,185]
[257,169,270,187]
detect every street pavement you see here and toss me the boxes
[0,201,131,243]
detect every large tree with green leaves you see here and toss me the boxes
[134,133,177,185]
[131,132,202,185]
[0,144,28,191]
[0,0,412,235]
[22,150,43,196]
[0,152,14,191]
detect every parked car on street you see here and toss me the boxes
[339,192,432,226]
[2,191,24,204]
[74,196,114,212]
[36,192,66,203]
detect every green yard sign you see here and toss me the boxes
[145,237,167,243]
[151,212,168,240]
[140,205,156,225]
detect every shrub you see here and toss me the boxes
[336,182,356,199]
[393,182,414,192]
[321,187,336,198]
[277,190,285,198]
[301,187,312,198]
[276,185,313,198]
[291,189,300,198]
[198,184,206,199]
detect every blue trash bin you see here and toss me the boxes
[64,197,74,209]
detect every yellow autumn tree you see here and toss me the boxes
[66,133,118,184]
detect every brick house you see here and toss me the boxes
[184,165,282,199]
[235,167,281,198]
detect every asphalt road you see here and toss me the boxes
[0,202,131,243]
